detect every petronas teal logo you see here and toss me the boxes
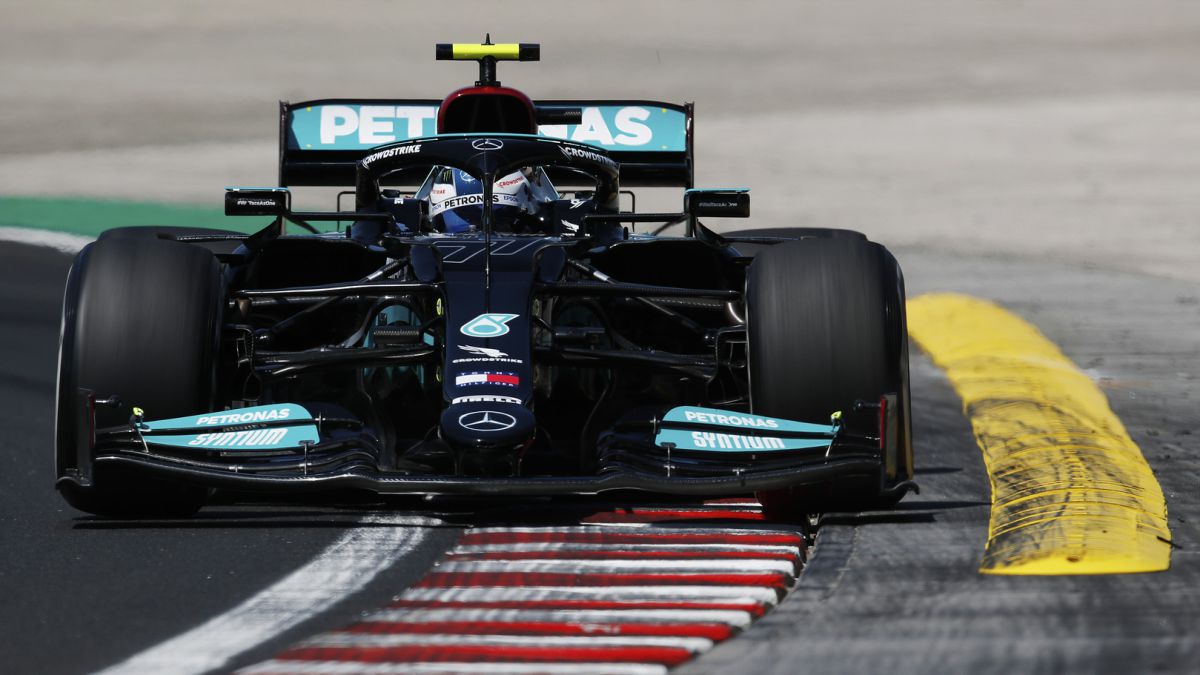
[460,313,518,337]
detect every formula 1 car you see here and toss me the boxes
[54,41,914,517]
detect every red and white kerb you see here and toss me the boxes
[239,498,805,675]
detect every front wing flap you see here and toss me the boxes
[59,395,893,498]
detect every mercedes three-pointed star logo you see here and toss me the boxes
[471,138,504,151]
[458,410,517,432]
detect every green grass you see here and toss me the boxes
[0,196,272,238]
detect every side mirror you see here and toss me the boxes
[225,187,290,216]
[376,193,429,232]
[685,188,749,218]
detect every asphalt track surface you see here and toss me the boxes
[4,2,1200,673]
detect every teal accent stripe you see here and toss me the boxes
[655,428,833,453]
[662,406,838,435]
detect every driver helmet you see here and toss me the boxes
[428,167,554,233]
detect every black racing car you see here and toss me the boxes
[54,41,914,517]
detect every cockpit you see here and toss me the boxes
[413,165,560,233]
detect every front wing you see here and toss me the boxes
[58,393,902,499]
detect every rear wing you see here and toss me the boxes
[278,99,693,188]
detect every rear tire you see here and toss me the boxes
[55,237,223,517]
[746,238,906,517]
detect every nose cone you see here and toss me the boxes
[439,402,535,451]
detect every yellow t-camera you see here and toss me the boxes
[435,38,540,86]
[436,42,540,62]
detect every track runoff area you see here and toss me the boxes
[2,209,1172,673]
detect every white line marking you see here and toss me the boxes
[95,514,435,675]
[489,239,541,256]
[434,242,486,264]
[240,661,668,675]
[398,585,780,604]
[301,632,713,652]
[434,559,796,574]
[364,608,753,629]
[0,226,90,254]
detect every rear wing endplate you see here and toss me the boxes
[278,99,693,188]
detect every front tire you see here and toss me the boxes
[99,225,248,255]
[55,237,223,517]
[734,226,867,240]
[746,237,908,516]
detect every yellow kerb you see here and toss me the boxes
[908,293,1171,575]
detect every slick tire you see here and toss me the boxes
[728,227,867,259]
[99,225,248,255]
[55,237,223,517]
[734,227,867,240]
[746,237,906,517]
